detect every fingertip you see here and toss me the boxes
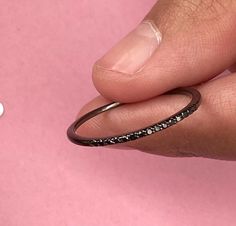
[92,62,180,103]
[92,63,144,103]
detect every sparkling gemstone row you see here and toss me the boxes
[88,103,198,146]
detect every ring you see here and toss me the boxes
[67,87,201,147]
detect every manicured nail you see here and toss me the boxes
[96,20,162,74]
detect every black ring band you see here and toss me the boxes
[67,87,201,147]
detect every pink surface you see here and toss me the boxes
[0,1,236,225]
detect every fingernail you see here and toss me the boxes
[96,20,162,74]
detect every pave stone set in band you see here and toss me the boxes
[87,102,197,146]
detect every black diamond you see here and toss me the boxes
[154,125,161,131]
[168,118,176,125]
[129,133,136,140]
[90,139,102,146]
[90,140,98,146]
[134,132,140,138]
[162,123,168,129]
[182,111,189,118]
[118,136,129,142]
[176,116,182,122]
[103,139,110,145]
[141,130,148,136]
[108,138,116,144]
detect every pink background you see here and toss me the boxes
[0,0,236,225]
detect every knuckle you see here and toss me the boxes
[209,84,236,121]
[149,0,236,35]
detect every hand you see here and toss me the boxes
[77,0,236,160]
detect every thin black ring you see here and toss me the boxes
[67,87,201,147]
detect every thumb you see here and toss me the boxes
[92,0,236,102]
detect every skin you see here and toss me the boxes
[76,0,236,160]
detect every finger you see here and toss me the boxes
[92,0,236,102]
[77,73,236,160]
